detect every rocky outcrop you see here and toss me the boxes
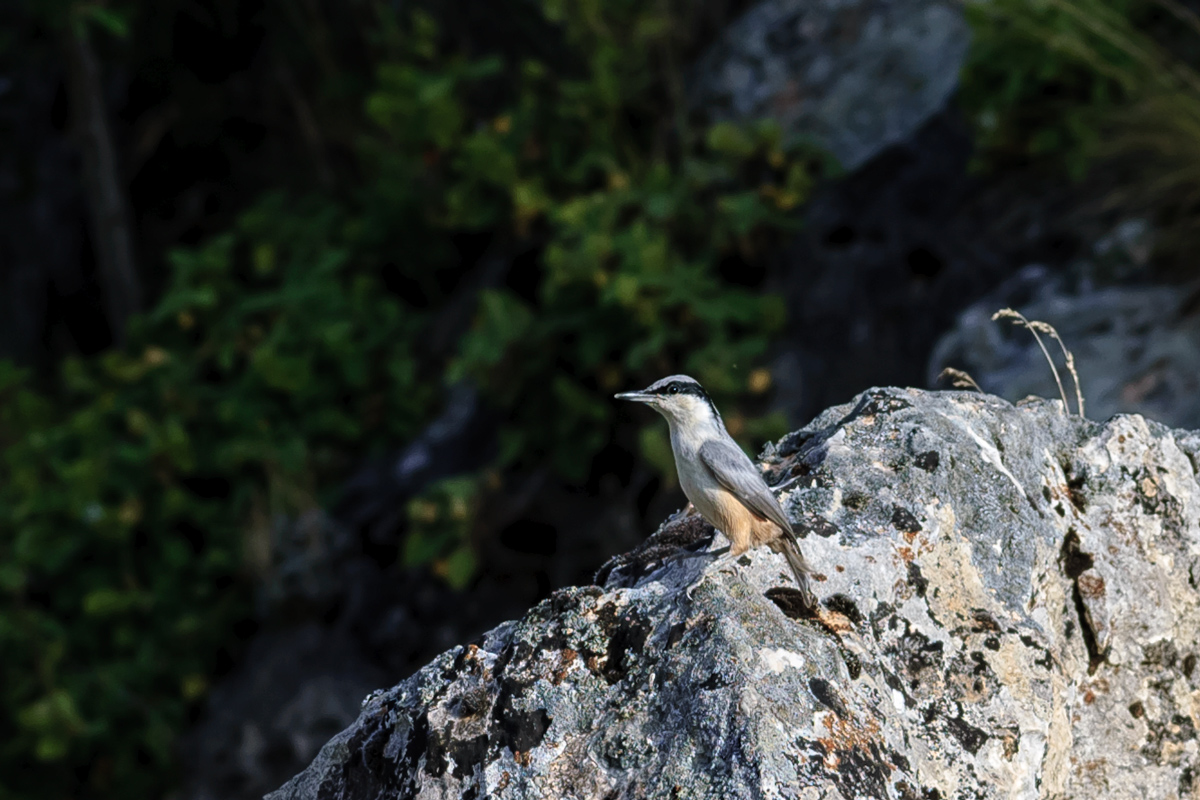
[690,0,970,169]
[268,388,1200,799]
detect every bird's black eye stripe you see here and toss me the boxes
[654,381,705,399]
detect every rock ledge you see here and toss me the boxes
[269,388,1200,799]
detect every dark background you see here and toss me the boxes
[1,1,1191,798]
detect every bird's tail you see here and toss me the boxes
[777,534,818,610]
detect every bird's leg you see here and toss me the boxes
[673,544,730,561]
[667,523,729,567]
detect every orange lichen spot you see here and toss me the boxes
[816,708,887,777]
[815,609,855,633]
[1078,573,1106,600]
[552,648,578,685]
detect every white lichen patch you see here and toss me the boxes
[759,648,807,674]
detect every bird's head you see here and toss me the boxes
[615,374,722,430]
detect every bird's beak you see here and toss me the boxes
[615,390,654,403]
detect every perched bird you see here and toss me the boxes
[616,374,817,607]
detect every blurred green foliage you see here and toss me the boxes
[406,476,480,590]
[961,0,1200,263]
[0,195,432,798]
[959,0,1141,177]
[0,1,819,797]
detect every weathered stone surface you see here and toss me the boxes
[690,0,970,169]
[268,388,1200,799]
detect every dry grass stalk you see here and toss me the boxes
[1028,320,1086,418]
[938,367,984,393]
[992,308,1086,417]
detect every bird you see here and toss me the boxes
[616,374,817,607]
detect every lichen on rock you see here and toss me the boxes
[269,388,1200,799]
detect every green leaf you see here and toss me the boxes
[250,348,312,393]
[706,121,757,158]
[82,588,150,617]
[0,563,25,593]
[83,7,130,38]
[442,546,477,590]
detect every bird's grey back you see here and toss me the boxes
[697,438,793,535]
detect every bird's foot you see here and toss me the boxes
[684,573,710,601]
[673,544,730,562]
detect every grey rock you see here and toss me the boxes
[690,0,970,169]
[929,263,1200,430]
[268,388,1200,798]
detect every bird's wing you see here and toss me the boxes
[698,438,793,535]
